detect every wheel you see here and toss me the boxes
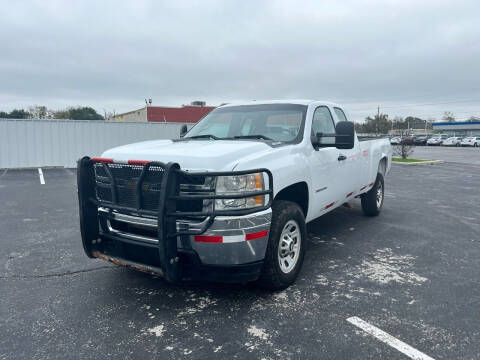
[361,173,384,217]
[258,200,306,290]
[474,143,478,147]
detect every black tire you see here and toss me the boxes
[361,173,384,217]
[474,143,478,147]
[257,200,306,290]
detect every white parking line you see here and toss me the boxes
[347,316,435,360]
[38,168,45,184]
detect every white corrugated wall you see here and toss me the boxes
[0,119,193,168]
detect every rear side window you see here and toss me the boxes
[333,107,348,122]
[312,106,335,145]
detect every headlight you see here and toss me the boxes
[215,173,265,210]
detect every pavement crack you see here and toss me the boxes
[0,265,114,280]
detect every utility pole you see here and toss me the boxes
[376,106,380,136]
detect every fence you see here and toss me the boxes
[0,119,193,168]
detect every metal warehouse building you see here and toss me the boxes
[432,121,480,136]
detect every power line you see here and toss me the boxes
[337,90,480,104]
[380,99,480,109]
[346,97,480,113]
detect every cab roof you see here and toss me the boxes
[219,99,343,108]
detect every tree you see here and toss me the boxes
[442,111,455,122]
[354,122,364,133]
[357,114,392,134]
[7,109,31,119]
[0,106,104,120]
[467,116,480,122]
[52,110,70,119]
[68,107,103,120]
[392,130,414,159]
[29,105,48,119]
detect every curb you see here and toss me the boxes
[392,160,444,166]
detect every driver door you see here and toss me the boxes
[307,106,343,218]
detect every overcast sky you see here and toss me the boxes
[1,0,479,122]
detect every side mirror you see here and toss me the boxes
[335,121,354,149]
[312,132,333,148]
[180,124,188,137]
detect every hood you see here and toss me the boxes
[102,139,273,171]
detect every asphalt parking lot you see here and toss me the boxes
[1,150,479,359]
[409,145,480,165]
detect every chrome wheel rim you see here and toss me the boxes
[278,220,301,274]
[376,181,383,208]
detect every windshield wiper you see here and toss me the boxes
[186,134,221,140]
[233,135,273,140]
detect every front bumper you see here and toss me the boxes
[97,207,271,264]
[93,209,271,282]
[77,157,273,283]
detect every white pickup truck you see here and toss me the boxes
[77,100,392,289]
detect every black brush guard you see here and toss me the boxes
[77,156,273,281]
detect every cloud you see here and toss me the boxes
[1,0,479,121]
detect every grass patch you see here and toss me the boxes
[392,157,430,163]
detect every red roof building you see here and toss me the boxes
[147,105,215,123]
[111,102,215,123]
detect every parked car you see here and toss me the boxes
[77,100,392,289]
[401,136,416,145]
[414,134,432,146]
[390,136,401,145]
[460,136,480,147]
[427,134,449,146]
[442,136,463,146]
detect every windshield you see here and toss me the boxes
[184,104,307,142]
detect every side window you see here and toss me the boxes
[334,107,348,122]
[312,106,335,145]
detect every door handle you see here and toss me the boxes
[338,154,347,161]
